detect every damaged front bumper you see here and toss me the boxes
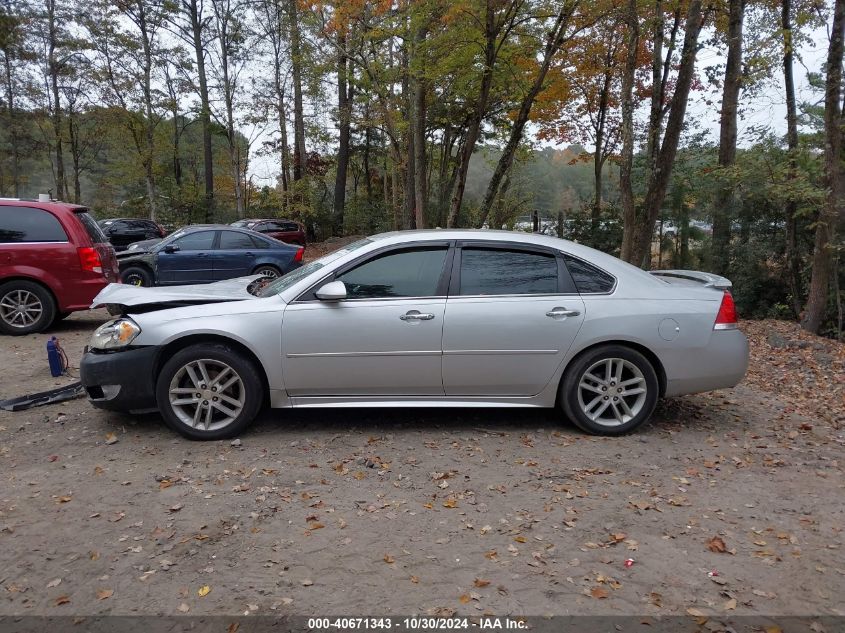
[80,346,159,413]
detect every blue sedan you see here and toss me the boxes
[115,225,303,287]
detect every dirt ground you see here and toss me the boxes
[0,313,843,621]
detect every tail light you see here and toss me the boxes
[713,291,737,330]
[78,247,103,274]
[294,247,304,263]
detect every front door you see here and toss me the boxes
[156,230,217,285]
[442,244,585,396]
[282,244,451,396]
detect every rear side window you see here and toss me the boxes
[459,248,558,295]
[74,210,108,243]
[337,247,448,299]
[563,255,615,293]
[219,231,257,250]
[0,206,68,243]
[249,235,271,249]
[281,222,299,231]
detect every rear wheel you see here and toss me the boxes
[560,345,659,435]
[252,264,281,279]
[155,343,264,440]
[122,266,153,287]
[0,281,56,335]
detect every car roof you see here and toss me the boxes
[0,198,88,213]
[367,229,661,286]
[237,218,299,224]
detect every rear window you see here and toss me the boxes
[563,255,615,293]
[74,210,109,244]
[0,206,68,243]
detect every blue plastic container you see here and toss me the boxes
[47,337,64,377]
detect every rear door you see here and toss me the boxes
[441,243,585,396]
[156,230,217,285]
[212,230,259,280]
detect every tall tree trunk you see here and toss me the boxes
[782,0,803,316]
[446,0,500,228]
[619,0,639,256]
[3,53,20,197]
[289,0,306,181]
[477,4,575,228]
[711,0,745,276]
[47,0,65,200]
[187,0,214,221]
[333,31,351,233]
[591,71,611,231]
[68,111,82,203]
[620,0,704,267]
[410,24,427,230]
[138,0,157,220]
[802,0,844,333]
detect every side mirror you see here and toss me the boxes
[163,244,180,254]
[315,280,347,301]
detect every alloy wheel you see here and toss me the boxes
[168,359,246,431]
[0,289,44,328]
[576,357,648,427]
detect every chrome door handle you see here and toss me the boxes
[400,311,435,321]
[546,307,580,318]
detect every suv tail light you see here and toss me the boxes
[714,291,737,330]
[294,247,304,263]
[78,247,103,274]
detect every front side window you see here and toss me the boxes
[563,255,615,293]
[171,230,216,251]
[337,247,448,299]
[459,248,558,296]
[0,206,68,243]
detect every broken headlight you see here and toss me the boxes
[90,318,141,350]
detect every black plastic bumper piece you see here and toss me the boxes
[80,346,159,413]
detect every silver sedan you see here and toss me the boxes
[79,230,749,439]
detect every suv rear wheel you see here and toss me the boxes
[0,281,57,335]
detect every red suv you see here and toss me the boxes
[230,219,306,246]
[0,199,119,335]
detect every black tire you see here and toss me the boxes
[560,344,659,436]
[0,280,57,336]
[252,264,281,279]
[155,342,264,440]
[121,266,153,287]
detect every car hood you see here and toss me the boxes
[117,238,162,256]
[91,275,263,313]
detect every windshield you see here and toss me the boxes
[231,220,252,228]
[255,238,372,298]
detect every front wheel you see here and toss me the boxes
[155,343,265,440]
[560,345,659,435]
[121,266,153,287]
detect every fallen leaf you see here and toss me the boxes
[484,550,497,560]
[105,432,118,445]
[55,595,70,606]
[590,587,609,599]
[197,585,211,597]
[302,579,313,586]
[57,496,72,504]
[443,497,458,508]
[46,578,62,588]
[458,594,471,604]
[707,536,727,553]
[410,576,419,584]
[473,579,490,588]
[724,598,737,610]
[686,608,707,617]
[89,551,99,561]
[514,536,527,543]
[97,589,113,600]
[177,603,190,613]
[383,554,395,564]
